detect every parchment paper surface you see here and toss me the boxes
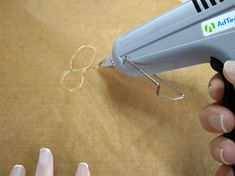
[0,0,218,175]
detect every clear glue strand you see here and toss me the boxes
[60,45,99,92]
[68,45,97,71]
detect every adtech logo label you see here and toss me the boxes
[204,22,216,33]
[202,10,235,37]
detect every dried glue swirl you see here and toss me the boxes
[60,45,99,92]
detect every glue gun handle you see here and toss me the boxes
[210,58,235,172]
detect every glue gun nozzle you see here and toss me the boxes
[99,55,115,68]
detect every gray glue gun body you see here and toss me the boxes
[110,0,235,76]
[102,0,235,172]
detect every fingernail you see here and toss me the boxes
[10,165,25,176]
[38,148,51,165]
[227,168,234,176]
[76,162,90,176]
[214,148,230,165]
[224,61,235,78]
[208,114,227,133]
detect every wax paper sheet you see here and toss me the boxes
[0,0,218,175]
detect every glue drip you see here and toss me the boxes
[60,45,99,92]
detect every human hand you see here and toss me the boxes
[200,61,235,176]
[9,148,90,176]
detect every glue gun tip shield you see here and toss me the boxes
[99,55,115,68]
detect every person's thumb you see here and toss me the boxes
[223,61,235,85]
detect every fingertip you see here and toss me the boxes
[216,165,234,176]
[223,112,235,133]
[10,165,26,176]
[79,162,89,168]
[200,105,235,133]
[40,148,52,153]
[75,162,90,176]
[210,137,235,165]
[208,74,224,101]
[224,61,235,85]
[35,147,53,176]
[223,142,235,165]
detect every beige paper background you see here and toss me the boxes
[0,0,219,175]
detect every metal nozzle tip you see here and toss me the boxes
[99,55,115,68]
